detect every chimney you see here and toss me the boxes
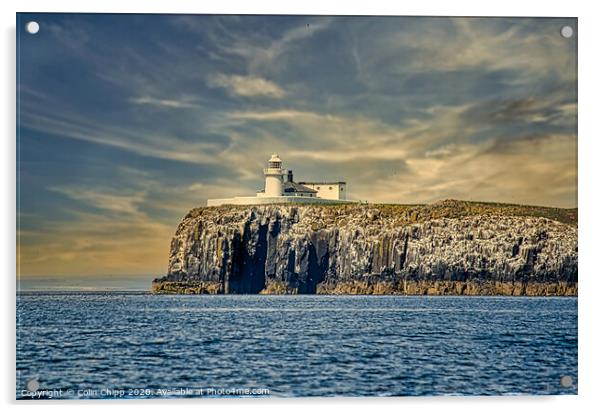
[287,170,294,182]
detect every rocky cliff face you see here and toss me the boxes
[152,201,578,296]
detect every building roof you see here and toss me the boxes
[268,153,282,163]
[283,182,318,193]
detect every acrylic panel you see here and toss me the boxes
[16,14,577,399]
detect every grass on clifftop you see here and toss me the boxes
[189,199,577,226]
[373,200,577,226]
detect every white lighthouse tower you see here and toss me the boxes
[262,153,284,197]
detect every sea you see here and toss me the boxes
[16,293,577,398]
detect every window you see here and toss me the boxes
[317,186,320,190]
[329,186,333,190]
[341,187,344,191]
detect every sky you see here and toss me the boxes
[16,14,577,283]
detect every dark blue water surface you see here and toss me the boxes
[16,293,577,398]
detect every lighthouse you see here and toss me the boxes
[262,153,284,197]
[206,153,351,206]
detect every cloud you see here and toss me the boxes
[364,133,577,207]
[207,74,285,98]
[48,186,146,216]
[130,96,201,109]
[18,210,174,277]
[189,16,333,75]
[255,18,333,68]
[461,94,577,128]
[378,18,576,84]
[20,105,228,166]
[227,106,472,162]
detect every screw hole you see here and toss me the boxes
[25,21,40,34]
[560,375,573,388]
[560,25,573,39]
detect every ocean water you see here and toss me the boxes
[16,293,577,398]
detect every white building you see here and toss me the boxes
[298,181,346,201]
[207,154,352,206]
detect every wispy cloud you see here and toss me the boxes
[19,101,229,166]
[188,16,333,75]
[207,73,285,98]
[130,96,201,109]
[48,186,146,216]
[250,18,333,71]
[18,209,174,277]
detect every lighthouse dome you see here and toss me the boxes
[267,153,283,170]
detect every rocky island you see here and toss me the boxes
[151,200,577,296]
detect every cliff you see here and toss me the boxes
[151,200,578,296]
